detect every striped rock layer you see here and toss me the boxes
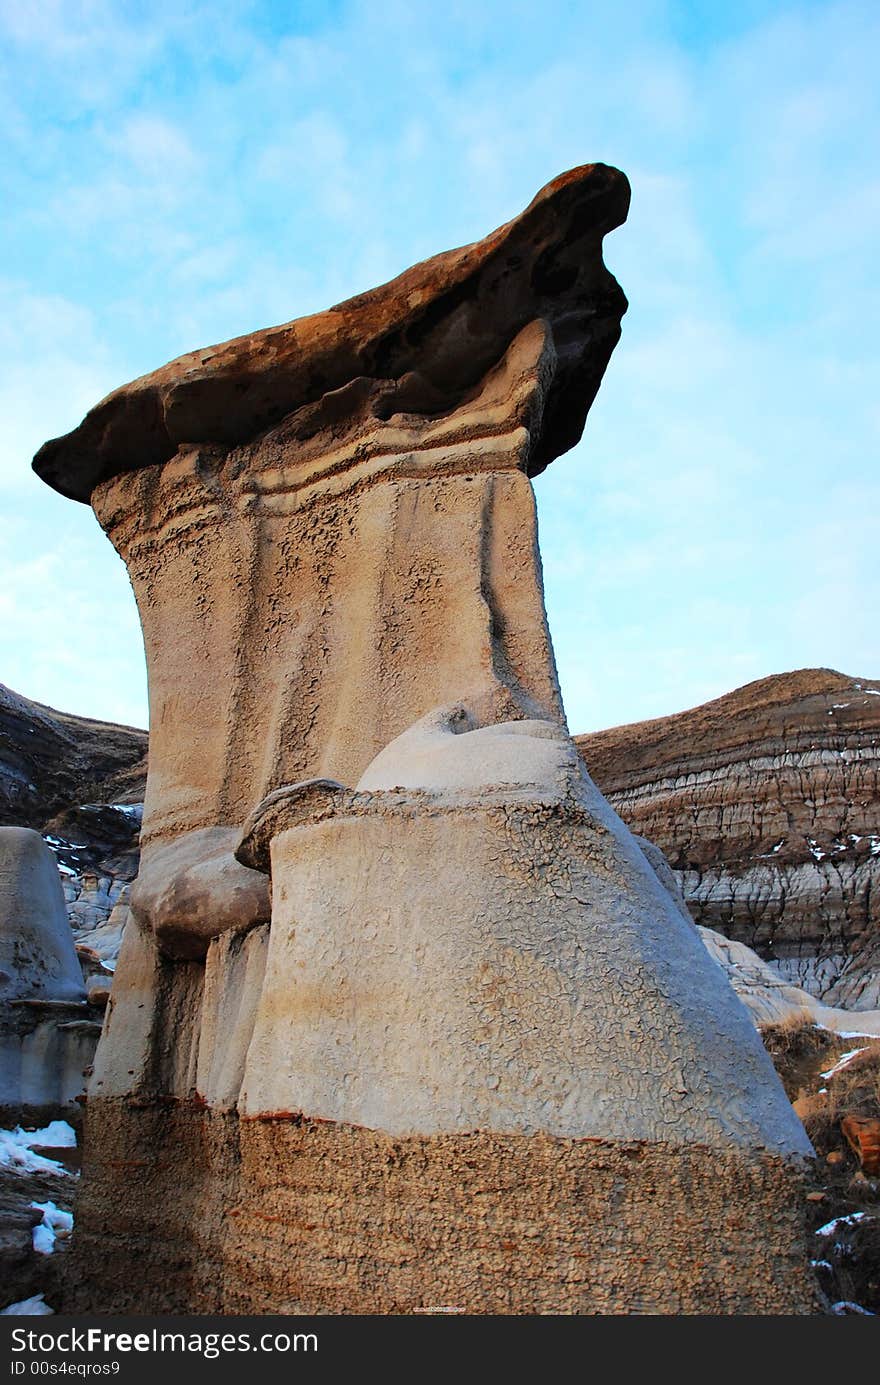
[577,668,880,1009]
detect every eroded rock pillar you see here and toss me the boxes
[90,348,563,855]
[33,164,818,1314]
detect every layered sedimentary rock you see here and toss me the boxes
[235,711,807,1148]
[46,805,139,982]
[0,698,126,1116]
[77,710,814,1314]
[0,1132,77,1312]
[69,1107,813,1316]
[37,165,817,1315]
[577,670,880,1006]
[34,167,633,856]
[699,927,880,1036]
[635,828,880,1035]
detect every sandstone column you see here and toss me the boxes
[35,166,629,862]
[33,165,817,1314]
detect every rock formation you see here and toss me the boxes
[577,669,880,1008]
[234,709,808,1146]
[0,682,145,974]
[0,1124,77,1312]
[0,829,96,1123]
[841,1114,880,1176]
[0,830,84,1006]
[634,826,880,1036]
[34,165,818,1315]
[698,927,880,1036]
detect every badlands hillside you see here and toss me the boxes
[0,682,147,830]
[0,683,146,963]
[579,668,880,1011]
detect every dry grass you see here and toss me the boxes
[760,1012,838,1102]
[760,1020,880,1313]
[805,1044,880,1155]
[760,1015,880,1151]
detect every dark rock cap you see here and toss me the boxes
[33,164,630,503]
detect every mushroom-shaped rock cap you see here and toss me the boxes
[34,164,629,502]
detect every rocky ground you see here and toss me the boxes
[579,668,880,1009]
[763,1021,880,1314]
[0,1122,78,1312]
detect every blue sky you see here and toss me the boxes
[1,0,877,734]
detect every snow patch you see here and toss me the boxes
[815,1212,871,1237]
[0,1122,76,1176]
[756,838,785,858]
[820,1049,868,1081]
[0,1294,54,1316]
[30,1200,73,1255]
[31,1120,75,1148]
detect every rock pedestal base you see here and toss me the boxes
[62,1099,816,1315]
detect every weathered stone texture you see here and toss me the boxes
[35,165,629,867]
[0,828,97,1120]
[0,1004,97,1124]
[62,1101,818,1316]
[698,926,880,1035]
[1,1154,75,1310]
[0,683,143,981]
[90,417,566,858]
[235,745,808,1154]
[34,166,629,502]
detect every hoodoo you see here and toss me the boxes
[35,165,816,1314]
